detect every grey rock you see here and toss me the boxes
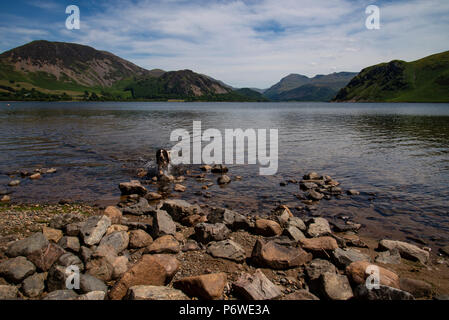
[98,231,129,254]
[80,246,93,263]
[305,259,338,282]
[65,222,84,237]
[288,217,306,231]
[126,285,188,300]
[208,208,250,231]
[22,273,45,298]
[194,223,231,244]
[0,285,19,300]
[233,269,282,300]
[80,215,111,246]
[306,190,324,201]
[160,199,202,222]
[332,248,370,268]
[375,249,402,265]
[119,180,147,196]
[59,236,80,253]
[58,252,84,271]
[307,218,331,238]
[7,232,49,258]
[77,291,106,300]
[354,285,415,300]
[47,265,72,291]
[122,198,155,216]
[152,210,177,237]
[300,182,319,190]
[44,290,79,300]
[206,240,246,262]
[378,240,429,264]
[49,213,85,230]
[319,272,354,300]
[0,256,36,284]
[283,226,306,241]
[79,274,107,293]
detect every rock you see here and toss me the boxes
[346,261,400,289]
[233,269,282,300]
[30,173,41,180]
[217,175,231,185]
[86,258,113,282]
[378,240,430,264]
[152,254,179,281]
[305,259,338,282]
[109,255,167,300]
[320,272,354,300]
[128,230,153,249]
[79,274,108,293]
[251,237,312,270]
[1,195,10,203]
[106,224,128,235]
[112,256,129,280]
[122,198,155,216]
[46,168,57,174]
[50,213,85,230]
[300,237,338,253]
[77,291,106,300]
[0,285,19,300]
[59,236,80,253]
[307,218,331,238]
[65,222,84,236]
[254,219,282,237]
[161,200,202,222]
[354,285,414,300]
[126,285,188,300]
[304,172,320,180]
[182,214,208,227]
[80,246,92,263]
[8,180,20,187]
[104,206,122,224]
[174,184,186,192]
[306,190,324,201]
[330,221,362,232]
[332,248,370,268]
[80,215,111,246]
[146,192,162,201]
[119,180,147,196]
[206,240,246,262]
[439,245,449,257]
[300,182,318,190]
[283,226,306,241]
[347,190,360,196]
[58,252,84,271]
[7,232,49,258]
[288,217,306,231]
[207,208,250,231]
[200,165,212,172]
[98,231,129,254]
[375,249,402,265]
[146,235,180,254]
[152,210,177,237]
[399,278,432,298]
[211,164,228,173]
[174,273,227,300]
[47,265,74,292]
[43,226,63,243]
[44,290,78,300]
[27,242,65,271]
[282,290,320,300]
[194,223,231,244]
[0,256,36,284]
[22,273,46,298]
[182,240,201,252]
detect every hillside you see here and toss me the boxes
[264,72,357,101]
[333,51,449,102]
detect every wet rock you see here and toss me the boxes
[44,290,78,300]
[0,256,36,284]
[109,255,167,300]
[282,290,320,300]
[126,285,188,300]
[79,274,108,293]
[206,240,246,262]
[174,184,186,192]
[77,291,106,300]
[319,273,354,300]
[354,285,414,300]
[211,164,228,174]
[375,249,401,265]
[304,172,320,180]
[329,187,343,195]
[146,192,162,201]
[233,269,282,300]
[200,165,212,172]
[80,215,111,246]
[119,180,147,196]
[22,273,46,298]
[251,237,312,270]
[42,226,63,243]
[254,219,282,237]
[332,248,370,268]
[161,199,202,222]
[194,223,231,244]
[27,242,65,271]
[174,273,227,300]
[378,240,429,264]
[128,230,153,249]
[122,198,155,216]
[8,180,20,187]
[307,218,331,238]
[104,206,122,224]
[30,173,41,180]
[330,221,362,232]
[399,278,432,298]
[207,208,250,231]
[59,236,80,253]
[217,175,231,185]
[306,190,324,201]
[50,213,85,230]
[283,226,306,241]
[346,261,400,289]
[300,182,318,191]
[7,232,49,258]
[152,210,177,237]
[347,190,360,196]
[0,285,19,300]
[152,254,179,282]
[146,235,180,254]
[98,231,129,254]
[112,256,129,280]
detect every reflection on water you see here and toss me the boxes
[1,102,449,246]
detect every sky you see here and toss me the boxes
[0,0,448,88]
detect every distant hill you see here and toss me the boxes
[264,72,357,101]
[333,51,449,102]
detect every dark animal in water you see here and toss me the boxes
[156,149,171,176]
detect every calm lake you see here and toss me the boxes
[1,102,449,246]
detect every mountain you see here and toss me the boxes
[264,72,357,101]
[333,51,449,102]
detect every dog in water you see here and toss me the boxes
[156,149,171,177]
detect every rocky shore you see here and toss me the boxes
[1,166,449,300]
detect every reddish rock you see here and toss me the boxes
[300,237,338,252]
[42,227,63,243]
[152,254,180,282]
[233,269,282,300]
[174,273,227,300]
[254,219,282,237]
[27,243,65,272]
[146,235,180,254]
[104,206,123,224]
[128,229,153,249]
[346,261,400,289]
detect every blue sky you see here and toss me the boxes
[1,0,448,88]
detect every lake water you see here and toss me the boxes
[1,102,448,247]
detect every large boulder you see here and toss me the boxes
[7,232,49,258]
[152,210,177,237]
[206,240,246,263]
[346,261,400,289]
[126,285,188,300]
[0,256,36,284]
[80,215,111,246]
[378,240,429,264]
[160,200,202,222]
[174,273,227,300]
[233,269,282,300]
[119,180,147,196]
[194,223,231,244]
[251,237,312,269]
